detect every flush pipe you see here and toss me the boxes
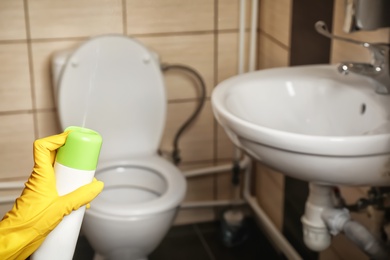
[242,157,302,260]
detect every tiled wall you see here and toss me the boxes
[256,0,390,259]
[0,0,252,224]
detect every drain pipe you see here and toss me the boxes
[302,183,389,259]
[183,156,250,178]
[322,208,389,260]
[301,183,334,251]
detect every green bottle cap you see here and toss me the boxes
[56,126,103,171]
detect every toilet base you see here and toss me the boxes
[93,253,147,260]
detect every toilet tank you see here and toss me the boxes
[51,49,74,99]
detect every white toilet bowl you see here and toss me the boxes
[52,35,187,260]
[83,156,186,260]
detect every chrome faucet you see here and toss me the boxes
[315,21,390,95]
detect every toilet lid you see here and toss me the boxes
[57,35,166,160]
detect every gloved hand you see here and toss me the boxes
[0,131,104,260]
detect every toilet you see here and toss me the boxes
[51,35,187,260]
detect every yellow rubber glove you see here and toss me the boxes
[0,131,104,260]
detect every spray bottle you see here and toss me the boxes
[31,126,103,260]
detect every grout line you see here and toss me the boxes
[0,110,33,116]
[168,97,210,104]
[0,29,243,44]
[122,0,127,35]
[0,29,247,45]
[0,39,28,44]
[130,29,225,38]
[193,225,216,260]
[258,29,290,51]
[23,0,39,139]
[212,0,219,202]
[0,108,56,116]
[19,36,91,43]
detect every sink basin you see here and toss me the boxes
[212,65,390,186]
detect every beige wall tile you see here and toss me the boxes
[257,33,289,69]
[218,32,238,83]
[161,101,214,163]
[218,0,239,31]
[174,208,215,225]
[126,0,214,34]
[0,114,35,179]
[28,0,123,39]
[255,163,284,230]
[217,124,235,160]
[184,176,214,202]
[336,185,367,205]
[0,43,32,112]
[218,0,252,31]
[0,0,26,40]
[31,40,83,109]
[259,0,292,47]
[36,110,61,138]
[331,40,372,64]
[176,164,215,225]
[217,32,251,83]
[137,33,214,100]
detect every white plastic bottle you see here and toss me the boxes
[31,126,102,260]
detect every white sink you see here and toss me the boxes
[212,65,390,186]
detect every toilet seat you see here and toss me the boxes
[87,155,186,218]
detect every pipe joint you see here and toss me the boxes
[321,208,351,235]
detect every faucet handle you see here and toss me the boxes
[315,21,390,66]
[315,21,390,48]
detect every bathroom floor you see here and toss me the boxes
[74,217,286,260]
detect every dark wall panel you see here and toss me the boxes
[289,0,334,66]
